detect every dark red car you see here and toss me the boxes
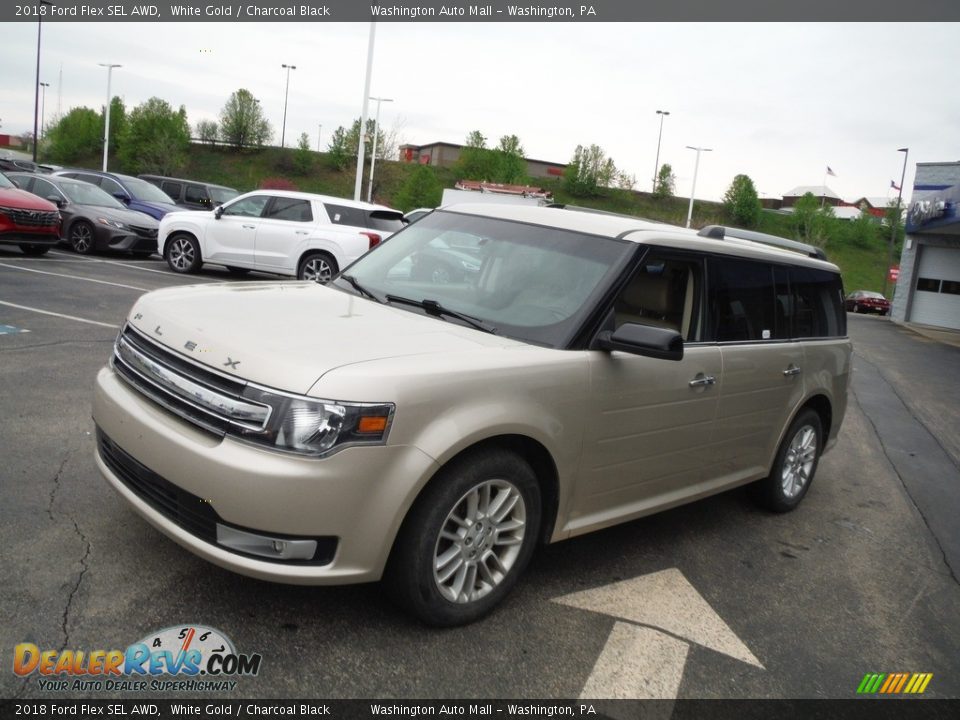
[844,290,891,315]
[0,171,61,255]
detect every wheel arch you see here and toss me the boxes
[297,247,339,273]
[162,228,200,257]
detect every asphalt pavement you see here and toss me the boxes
[1,250,958,704]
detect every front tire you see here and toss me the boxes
[754,409,822,513]
[69,221,96,254]
[297,252,337,283]
[165,234,202,274]
[19,244,50,256]
[385,448,542,627]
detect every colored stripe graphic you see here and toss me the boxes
[857,672,932,694]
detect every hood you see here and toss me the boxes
[0,187,58,212]
[132,199,179,216]
[126,282,518,395]
[87,205,160,227]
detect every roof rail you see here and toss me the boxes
[697,225,827,260]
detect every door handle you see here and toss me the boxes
[783,365,802,377]
[295,230,309,235]
[689,374,716,388]
[242,224,256,230]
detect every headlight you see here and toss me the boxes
[234,387,393,456]
[98,217,128,230]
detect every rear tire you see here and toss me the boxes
[19,245,50,256]
[297,252,337,283]
[754,408,823,513]
[384,448,541,627]
[164,234,202,274]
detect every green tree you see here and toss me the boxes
[393,165,443,212]
[563,144,618,197]
[195,119,218,144]
[344,118,387,160]
[326,126,350,170]
[492,134,527,184]
[219,89,272,149]
[792,192,835,248]
[117,97,191,175]
[454,130,496,180]
[294,132,313,174]
[653,163,675,199]
[42,107,102,163]
[722,174,762,227]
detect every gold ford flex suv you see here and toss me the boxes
[93,204,851,626]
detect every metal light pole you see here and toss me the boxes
[685,145,712,229]
[38,82,49,141]
[652,109,670,193]
[354,22,376,201]
[32,1,54,162]
[366,96,393,203]
[317,123,322,152]
[98,63,121,171]
[280,63,296,148]
[885,147,909,299]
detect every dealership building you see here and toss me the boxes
[891,161,960,330]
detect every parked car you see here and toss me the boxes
[403,208,433,224]
[0,156,39,173]
[8,172,158,256]
[93,204,851,626]
[158,190,404,280]
[0,171,60,255]
[138,174,239,211]
[844,290,891,315]
[52,170,178,220]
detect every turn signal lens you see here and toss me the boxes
[358,416,389,434]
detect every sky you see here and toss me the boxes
[1,21,958,203]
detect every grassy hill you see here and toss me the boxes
[68,143,898,294]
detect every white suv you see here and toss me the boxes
[159,190,404,281]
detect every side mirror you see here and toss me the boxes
[214,206,224,219]
[46,195,65,208]
[594,323,684,361]
[113,192,130,204]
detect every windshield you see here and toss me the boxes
[210,187,239,204]
[333,210,635,347]
[117,175,175,204]
[0,172,14,189]
[61,181,125,208]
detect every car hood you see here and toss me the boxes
[126,282,520,395]
[0,187,58,211]
[86,205,160,227]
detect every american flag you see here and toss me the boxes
[891,180,901,191]
[826,166,837,177]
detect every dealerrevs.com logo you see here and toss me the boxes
[13,625,262,692]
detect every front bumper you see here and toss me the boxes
[98,227,158,253]
[0,230,60,246]
[92,366,438,584]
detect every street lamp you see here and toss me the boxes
[280,63,297,148]
[354,22,377,201]
[366,96,393,203]
[685,145,712,228]
[317,123,322,152]
[38,82,49,141]
[32,1,54,162]
[652,109,670,193]
[98,63,121,171]
[885,147,909,299]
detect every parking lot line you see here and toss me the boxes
[47,251,218,281]
[0,262,149,291]
[0,300,119,328]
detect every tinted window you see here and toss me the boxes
[325,204,365,227]
[162,181,183,199]
[99,177,126,197]
[710,258,776,342]
[917,278,941,292]
[942,281,960,296]
[9,174,33,191]
[366,210,405,233]
[264,197,313,222]
[31,177,61,200]
[184,185,209,205]
[615,256,704,342]
[222,195,270,218]
[789,266,845,338]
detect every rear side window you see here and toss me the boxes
[365,210,405,233]
[184,185,208,205]
[325,204,365,227]
[264,197,313,222]
[161,181,183,199]
[710,258,776,342]
[790,267,845,338]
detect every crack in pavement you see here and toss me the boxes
[850,363,960,588]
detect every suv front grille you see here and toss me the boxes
[0,206,59,228]
[97,429,337,565]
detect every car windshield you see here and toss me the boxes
[210,187,239,204]
[118,176,175,204]
[333,210,635,347]
[61,181,125,208]
[0,173,14,189]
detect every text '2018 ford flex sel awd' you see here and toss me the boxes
[92,204,851,626]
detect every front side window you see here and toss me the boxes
[98,177,126,197]
[31,178,63,202]
[333,210,634,348]
[162,182,183,199]
[222,195,270,218]
[263,197,313,222]
[185,185,209,205]
[614,255,704,342]
[117,176,175,204]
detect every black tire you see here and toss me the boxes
[132,251,154,259]
[384,448,542,627]
[19,244,50,256]
[164,233,202,274]
[754,408,823,513]
[226,266,250,275]
[297,252,338,283]
[69,221,96,255]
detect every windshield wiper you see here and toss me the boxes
[338,274,385,304]
[385,294,498,335]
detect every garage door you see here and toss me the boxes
[911,244,960,330]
